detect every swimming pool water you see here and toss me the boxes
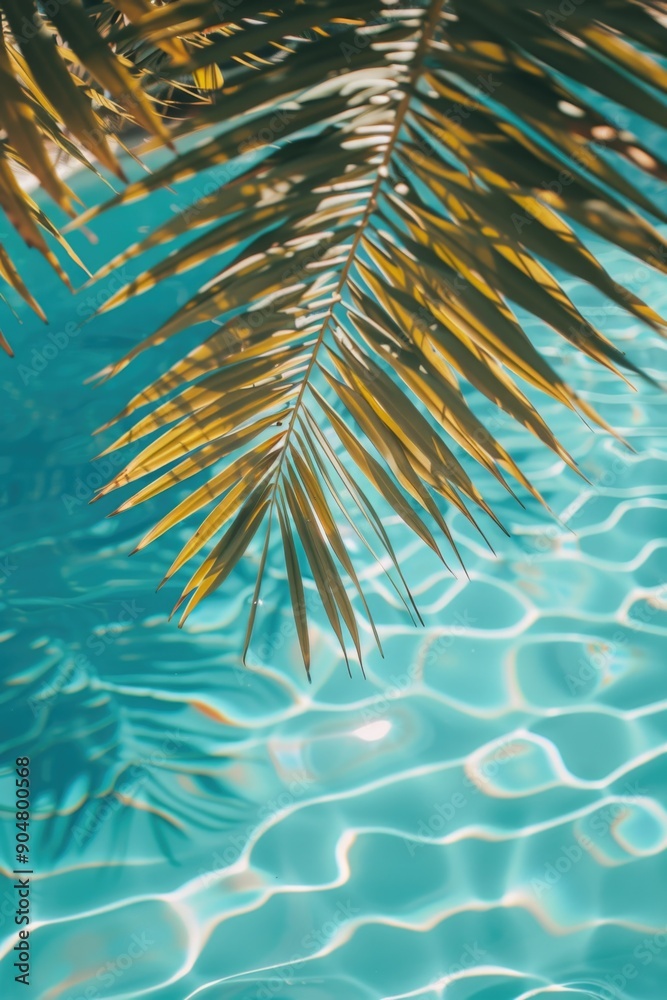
[0,154,666,999]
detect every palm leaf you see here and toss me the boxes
[3,1,667,672]
[0,0,232,348]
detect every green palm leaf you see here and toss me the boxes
[0,0,232,347]
[2,1,667,672]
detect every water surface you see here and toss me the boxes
[0,153,666,1000]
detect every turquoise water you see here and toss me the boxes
[0,158,666,1000]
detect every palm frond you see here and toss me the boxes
[3,1,667,672]
[0,0,233,348]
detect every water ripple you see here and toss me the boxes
[1,165,666,999]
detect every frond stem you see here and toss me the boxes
[242,2,445,652]
[271,0,444,487]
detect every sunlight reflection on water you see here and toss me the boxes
[0,153,665,1000]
